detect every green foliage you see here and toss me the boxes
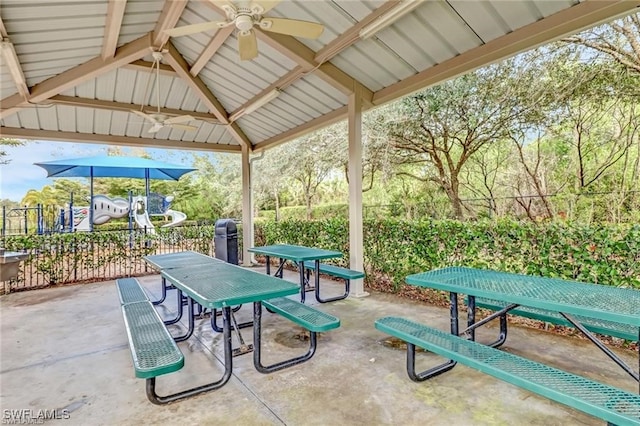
[2,225,220,288]
[0,138,25,165]
[5,218,638,294]
[259,204,348,221]
[255,217,349,260]
[255,218,640,290]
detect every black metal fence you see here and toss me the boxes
[1,224,241,292]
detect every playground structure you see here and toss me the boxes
[68,193,187,233]
[1,205,46,236]
[29,155,196,234]
[1,192,187,235]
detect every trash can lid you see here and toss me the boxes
[214,218,237,233]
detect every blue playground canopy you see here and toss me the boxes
[35,155,196,231]
[35,156,195,180]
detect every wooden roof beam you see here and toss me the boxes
[255,30,373,103]
[0,17,29,100]
[226,122,253,150]
[102,0,128,59]
[190,26,234,77]
[163,41,229,124]
[0,33,153,120]
[314,1,400,64]
[46,95,220,123]
[124,60,176,76]
[0,127,240,153]
[163,41,253,149]
[229,3,402,120]
[229,66,304,120]
[152,0,188,47]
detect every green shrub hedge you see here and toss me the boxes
[5,218,638,292]
[255,218,640,290]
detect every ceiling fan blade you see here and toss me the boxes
[251,0,280,13]
[164,21,225,37]
[131,109,152,120]
[238,31,258,61]
[170,124,199,132]
[259,18,324,39]
[131,109,163,126]
[164,115,195,125]
[148,123,164,133]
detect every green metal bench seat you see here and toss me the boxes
[303,263,365,303]
[116,278,149,305]
[122,301,184,379]
[472,297,638,344]
[121,301,185,404]
[254,297,340,373]
[316,264,365,280]
[120,300,233,405]
[375,316,640,426]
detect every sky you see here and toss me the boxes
[0,140,207,202]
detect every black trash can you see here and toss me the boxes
[214,219,238,265]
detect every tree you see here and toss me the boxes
[384,58,542,219]
[544,61,639,196]
[0,138,24,164]
[286,133,337,220]
[564,13,640,76]
[188,153,242,220]
[460,140,512,218]
[253,145,296,221]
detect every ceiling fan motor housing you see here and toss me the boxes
[235,14,254,32]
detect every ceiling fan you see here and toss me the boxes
[164,0,324,61]
[131,51,198,134]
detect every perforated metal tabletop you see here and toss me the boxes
[144,251,220,270]
[248,244,342,262]
[161,261,299,309]
[407,267,640,327]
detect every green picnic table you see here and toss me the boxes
[248,244,342,303]
[376,266,640,425]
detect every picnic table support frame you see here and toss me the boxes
[463,298,516,345]
[406,292,461,381]
[466,296,639,391]
[210,306,248,333]
[560,312,639,385]
[252,302,317,373]
[162,288,185,326]
[172,293,195,343]
[407,342,456,382]
[265,256,316,303]
[145,306,233,405]
[151,277,170,305]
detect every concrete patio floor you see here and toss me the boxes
[1,267,637,425]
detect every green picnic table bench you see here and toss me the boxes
[117,261,342,404]
[376,316,640,426]
[248,244,363,303]
[302,263,365,303]
[116,278,189,404]
[121,300,185,381]
[255,297,341,373]
[382,267,640,425]
[116,277,150,305]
